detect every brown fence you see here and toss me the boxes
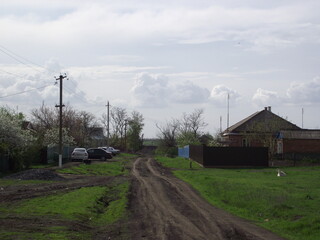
[190,145,269,167]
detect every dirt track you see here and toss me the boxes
[129,157,286,240]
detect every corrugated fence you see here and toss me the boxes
[179,145,268,167]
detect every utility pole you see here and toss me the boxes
[106,101,110,146]
[227,93,230,131]
[124,119,128,151]
[55,74,67,168]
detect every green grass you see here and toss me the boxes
[7,182,129,225]
[155,157,320,240]
[0,158,132,239]
[155,156,202,170]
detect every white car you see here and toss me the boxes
[71,148,88,162]
[99,146,120,156]
[106,147,120,155]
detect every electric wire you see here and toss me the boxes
[0,68,28,80]
[0,83,54,99]
[0,44,46,73]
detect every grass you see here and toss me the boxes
[6,182,129,225]
[155,156,202,170]
[155,156,320,240]
[0,156,132,240]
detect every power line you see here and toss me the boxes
[0,44,46,73]
[0,83,54,99]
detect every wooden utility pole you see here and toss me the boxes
[55,74,67,168]
[106,101,110,146]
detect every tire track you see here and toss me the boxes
[130,157,286,240]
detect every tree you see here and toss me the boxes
[156,119,179,156]
[101,106,128,148]
[31,103,100,147]
[0,107,35,170]
[43,127,75,147]
[127,111,144,152]
[244,118,290,159]
[176,109,207,147]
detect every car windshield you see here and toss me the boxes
[74,149,86,152]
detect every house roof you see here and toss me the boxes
[279,130,320,140]
[223,107,301,135]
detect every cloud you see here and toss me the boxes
[130,73,211,107]
[252,88,282,107]
[209,85,240,107]
[130,73,169,108]
[286,77,320,104]
[1,1,320,54]
[170,81,210,104]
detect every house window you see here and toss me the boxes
[277,141,283,154]
[242,138,250,147]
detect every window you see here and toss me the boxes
[242,138,250,147]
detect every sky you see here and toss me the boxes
[0,0,319,138]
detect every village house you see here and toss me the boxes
[221,107,320,160]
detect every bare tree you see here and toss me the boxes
[156,119,179,148]
[177,109,207,147]
[187,108,208,138]
[101,106,128,148]
[31,104,100,147]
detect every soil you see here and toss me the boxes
[0,162,123,239]
[0,158,286,240]
[129,157,286,240]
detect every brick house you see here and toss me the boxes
[221,107,320,160]
[277,130,320,159]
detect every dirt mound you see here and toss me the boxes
[4,169,65,181]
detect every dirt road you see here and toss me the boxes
[129,157,286,240]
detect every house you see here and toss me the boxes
[221,106,300,147]
[277,129,320,160]
[221,107,320,160]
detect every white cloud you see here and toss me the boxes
[170,81,210,104]
[209,85,240,107]
[130,73,211,107]
[286,77,320,105]
[130,73,169,108]
[1,1,320,53]
[252,88,282,107]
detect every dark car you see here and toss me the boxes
[87,148,113,161]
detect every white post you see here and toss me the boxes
[59,154,62,168]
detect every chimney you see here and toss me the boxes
[268,106,271,112]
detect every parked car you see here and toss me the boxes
[71,148,88,162]
[87,148,113,161]
[99,146,120,156]
[107,147,120,155]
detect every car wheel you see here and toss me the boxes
[101,156,106,161]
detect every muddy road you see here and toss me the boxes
[129,157,285,240]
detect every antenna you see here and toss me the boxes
[302,107,304,128]
[227,93,230,130]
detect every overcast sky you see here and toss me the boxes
[0,0,319,137]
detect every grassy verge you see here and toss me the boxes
[3,182,129,225]
[155,156,320,240]
[0,156,133,240]
[156,156,202,170]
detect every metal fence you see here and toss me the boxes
[178,145,190,159]
[46,146,75,164]
[0,154,9,172]
[188,145,269,167]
